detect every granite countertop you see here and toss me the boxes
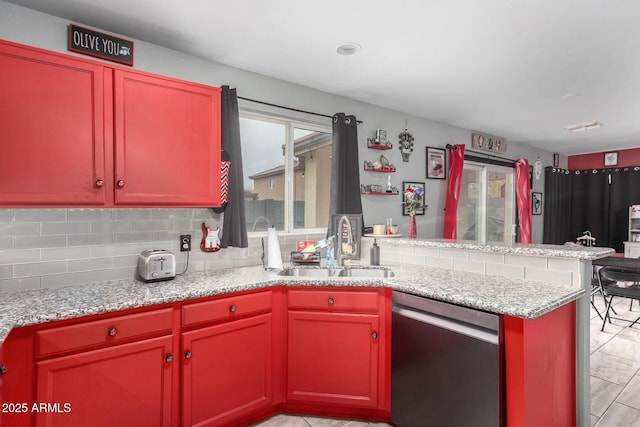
[0,263,585,345]
[363,237,616,259]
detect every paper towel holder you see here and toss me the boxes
[263,226,283,270]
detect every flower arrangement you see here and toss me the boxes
[404,185,425,215]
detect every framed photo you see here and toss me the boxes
[426,147,446,179]
[532,192,543,215]
[331,214,362,260]
[604,151,618,166]
[402,181,426,216]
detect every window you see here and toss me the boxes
[240,112,332,233]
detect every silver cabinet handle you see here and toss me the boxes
[116,180,125,188]
[95,179,104,188]
[328,297,335,305]
[229,305,237,312]
[372,331,378,340]
[165,354,174,363]
[0,364,6,376]
[108,327,117,337]
[185,350,193,359]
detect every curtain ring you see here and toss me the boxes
[592,169,598,174]
[345,117,351,125]
[635,166,640,171]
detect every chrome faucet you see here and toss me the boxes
[336,215,356,267]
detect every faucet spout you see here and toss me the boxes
[336,215,356,267]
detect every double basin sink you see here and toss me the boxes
[277,266,395,278]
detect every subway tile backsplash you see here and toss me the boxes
[0,208,314,293]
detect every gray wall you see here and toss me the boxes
[0,1,563,291]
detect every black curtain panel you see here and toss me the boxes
[219,86,248,248]
[543,167,573,244]
[608,167,640,252]
[570,169,610,246]
[328,113,362,237]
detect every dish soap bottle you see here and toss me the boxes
[370,238,380,265]
[326,236,334,267]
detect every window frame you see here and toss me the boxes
[240,110,332,235]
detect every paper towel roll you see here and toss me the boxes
[267,227,283,270]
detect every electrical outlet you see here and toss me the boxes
[180,234,191,252]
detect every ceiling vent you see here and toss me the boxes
[563,121,603,132]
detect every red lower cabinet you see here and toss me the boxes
[35,335,174,427]
[286,288,389,414]
[182,313,273,427]
[287,311,380,408]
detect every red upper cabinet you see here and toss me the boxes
[0,40,221,208]
[113,70,221,206]
[0,41,107,206]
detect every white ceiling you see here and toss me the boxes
[6,0,640,155]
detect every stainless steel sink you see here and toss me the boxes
[277,266,394,278]
[277,267,341,277]
[337,267,395,278]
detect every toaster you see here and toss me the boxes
[137,250,176,282]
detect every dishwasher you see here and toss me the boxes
[391,291,504,427]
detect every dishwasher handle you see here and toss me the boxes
[393,304,499,345]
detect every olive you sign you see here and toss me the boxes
[68,24,134,66]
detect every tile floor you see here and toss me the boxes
[591,295,640,426]
[254,296,640,427]
[252,414,391,427]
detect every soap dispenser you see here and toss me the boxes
[370,239,380,265]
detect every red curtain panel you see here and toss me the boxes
[515,159,532,244]
[444,144,465,239]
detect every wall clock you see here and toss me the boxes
[604,152,618,166]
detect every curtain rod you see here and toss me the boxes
[446,144,518,163]
[238,96,363,124]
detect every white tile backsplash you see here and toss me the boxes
[525,266,573,285]
[15,235,67,249]
[486,262,525,279]
[0,208,314,292]
[504,253,548,267]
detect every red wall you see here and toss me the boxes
[568,147,640,170]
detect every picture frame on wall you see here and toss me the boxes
[604,151,618,166]
[426,147,446,179]
[402,181,426,216]
[532,192,543,215]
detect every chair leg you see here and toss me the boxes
[591,298,603,320]
[602,296,615,331]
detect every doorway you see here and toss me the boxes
[457,162,516,244]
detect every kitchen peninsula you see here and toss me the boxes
[0,240,612,427]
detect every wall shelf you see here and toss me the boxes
[360,191,399,195]
[367,144,392,150]
[364,167,396,173]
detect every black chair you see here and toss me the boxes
[598,266,640,331]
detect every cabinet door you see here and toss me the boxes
[113,70,221,206]
[287,311,380,408]
[182,313,272,427]
[35,335,174,427]
[0,41,107,206]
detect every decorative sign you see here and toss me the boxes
[68,24,134,66]
[471,132,507,154]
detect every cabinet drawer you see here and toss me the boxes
[36,308,173,358]
[288,289,380,312]
[182,291,272,328]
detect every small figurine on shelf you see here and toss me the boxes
[386,175,393,192]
